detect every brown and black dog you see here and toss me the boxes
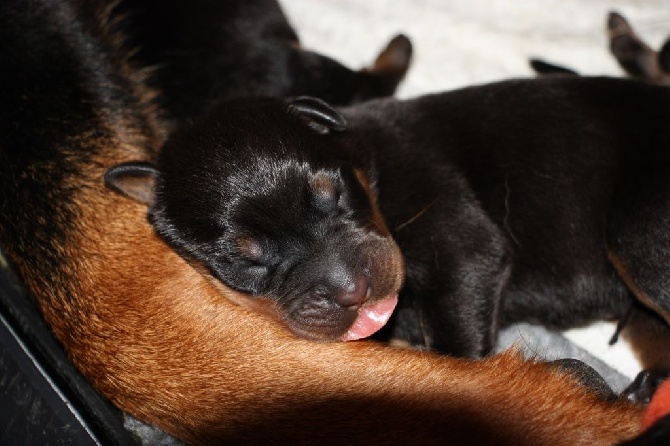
[109,78,670,360]
[0,0,648,444]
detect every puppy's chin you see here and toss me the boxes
[282,294,399,342]
[196,260,400,342]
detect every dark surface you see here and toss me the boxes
[619,414,670,445]
[0,258,139,446]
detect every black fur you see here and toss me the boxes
[621,371,670,405]
[2,0,412,358]
[0,0,406,440]
[529,58,578,76]
[108,76,670,357]
[106,97,404,341]
[347,78,670,356]
[0,0,159,279]
[110,0,413,120]
[548,358,617,401]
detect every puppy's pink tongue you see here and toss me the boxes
[341,295,398,341]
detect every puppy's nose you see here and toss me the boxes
[335,274,370,309]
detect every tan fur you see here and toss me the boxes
[5,80,643,446]
[12,163,640,444]
[608,249,670,325]
[2,2,643,442]
[354,167,392,237]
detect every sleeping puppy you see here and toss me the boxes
[105,97,405,342]
[110,0,413,120]
[94,1,412,343]
[106,76,670,357]
[4,1,648,442]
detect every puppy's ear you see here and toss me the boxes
[104,162,158,207]
[288,96,347,135]
[352,34,412,100]
[607,11,657,80]
[366,34,412,79]
[529,58,579,76]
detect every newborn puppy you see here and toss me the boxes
[105,97,404,342]
[110,0,413,120]
[107,76,670,357]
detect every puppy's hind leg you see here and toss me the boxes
[606,162,670,328]
[621,304,670,372]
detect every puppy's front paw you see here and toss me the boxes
[621,370,670,404]
[547,358,617,401]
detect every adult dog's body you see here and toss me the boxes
[0,0,646,443]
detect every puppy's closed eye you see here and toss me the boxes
[222,236,271,294]
[236,236,264,263]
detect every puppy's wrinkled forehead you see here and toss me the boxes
[157,97,352,230]
[224,157,341,232]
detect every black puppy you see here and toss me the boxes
[110,0,412,120]
[107,76,670,357]
[106,97,405,342]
